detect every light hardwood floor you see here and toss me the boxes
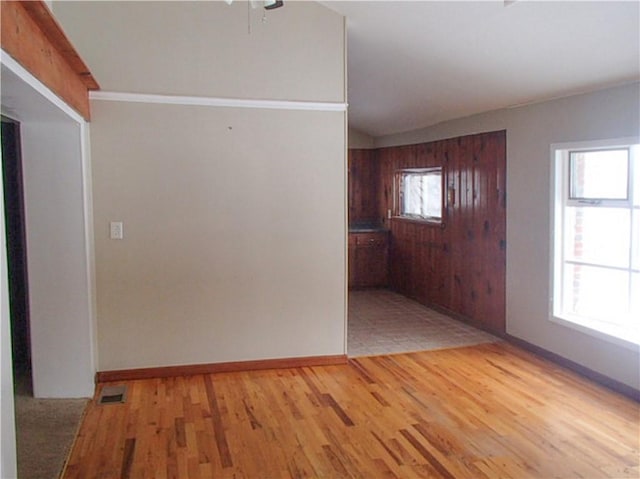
[62,342,639,479]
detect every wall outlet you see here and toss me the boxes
[110,221,123,240]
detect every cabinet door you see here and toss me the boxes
[354,233,388,288]
[358,245,387,287]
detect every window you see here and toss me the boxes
[552,140,639,346]
[395,168,443,222]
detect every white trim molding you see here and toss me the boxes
[90,91,348,112]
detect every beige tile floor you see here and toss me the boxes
[348,289,498,357]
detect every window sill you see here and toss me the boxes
[550,314,640,351]
[391,216,443,227]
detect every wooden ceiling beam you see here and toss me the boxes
[1,0,99,120]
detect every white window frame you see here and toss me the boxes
[394,167,443,223]
[550,137,639,350]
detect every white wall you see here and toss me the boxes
[376,82,640,389]
[21,121,95,397]
[54,1,348,371]
[90,101,346,370]
[54,1,345,103]
[348,127,375,149]
[1,142,18,479]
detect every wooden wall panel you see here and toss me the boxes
[1,0,98,120]
[348,149,379,225]
[377,144,417,229]
[388,220,414,297]
[379,131,506,334]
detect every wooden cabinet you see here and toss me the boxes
[348,231,389,288]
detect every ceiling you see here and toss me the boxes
[320,1,640,137]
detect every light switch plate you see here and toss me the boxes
[110,221,123,240]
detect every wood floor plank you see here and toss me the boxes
[203,376,233,469]
[62,342,639,479]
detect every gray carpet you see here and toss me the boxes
[14,372,88,479]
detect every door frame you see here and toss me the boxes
[1,50,97,398]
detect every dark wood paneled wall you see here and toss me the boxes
[376,131,507,334]
[348,149,379,225]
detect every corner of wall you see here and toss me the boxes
[348,127,375,149]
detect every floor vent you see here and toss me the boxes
[98,385,128,405]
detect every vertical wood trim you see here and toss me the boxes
[1,0,98,120]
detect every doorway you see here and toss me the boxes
[1,57,96,398]
[1,117,32,394]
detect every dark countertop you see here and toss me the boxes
[348,223,388,233]
[349,228,387,233]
